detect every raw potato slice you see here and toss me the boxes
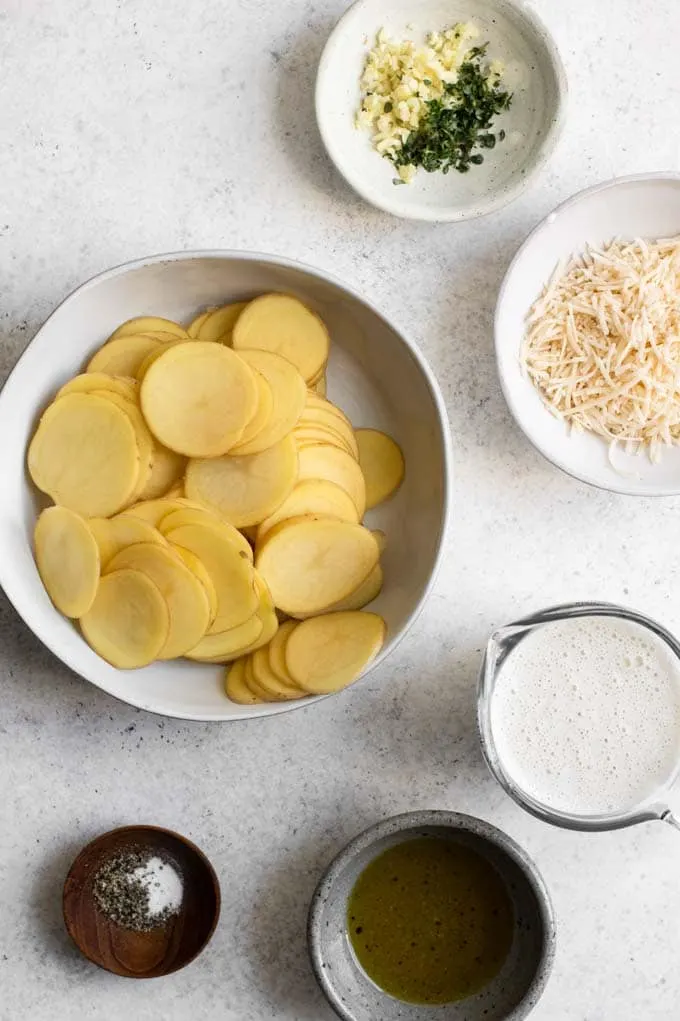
[185,434,298,529]
[140,341,258,456]
[135,340,183,382]
[297,445,366,518]
[236,370,274,448]
[225,658,262,705]
[185,612,263,661]
[285,611,385,694]
[230,350,306,455]
[57,373,138,402]
[92,390,154,502]
[107,542,211,659]
[255,515,379,615]
[80,568,169,668]
[124,497,208,528]
[187,308,217,338]
[196,302,248,344]
[136,330,183,344]
[34,506,100,618]
[28,393,139,517]
[296,564,383,618]
[171,544,219,625]
[138,444,186,501]
[233,293,329,383]
[250,646,303,700]
[160,509,253,563]
[164,482,184,499]
[267,619,298,683]
[293,426,355,459]
[299,407,359,458]
[256,479,359,546]
[87,334,163,377]
[88,514,167,567]
[311,375,327,397]
[165,522,258,632]
[110,316,188,341]
[356,429,405,509]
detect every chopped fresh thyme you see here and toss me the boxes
[391,46,512,177]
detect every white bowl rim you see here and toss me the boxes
[0,248,454,722]
[315,0,568,223]
[495,171,680,497]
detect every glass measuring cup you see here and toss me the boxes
[477,601,680,833]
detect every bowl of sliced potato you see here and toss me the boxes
[0,251,451,720]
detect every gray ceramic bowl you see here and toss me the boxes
[308,811,555,1021]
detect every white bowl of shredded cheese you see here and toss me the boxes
[315,0,566,221]
[496,173,680,495]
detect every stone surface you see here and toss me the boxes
[1,1,680,1018]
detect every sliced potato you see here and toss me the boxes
[256,479,359,546]
[164,481,184,499]
[285,611,385,694]
[225,657,262,705]
[124,497,208,528]
[135,340,183,383]
[295,563,383,618]
[138,444,186,501]
[298,407,358,459]
[293,425,355,459]
[140,341,258,457]
[233,294,329,383]
[109,316,188,341]
[236,370,274,448]
[311,375,327,397]
[187,308,217,338]
[159,509,253,563]
[57,373,138,402]
[255,515,379,615]
[87,334,163,377]
[356,428,405,509]
[297,444,366,518]
[250,645,303,700]
[164,521,258,632]
[28,393,140,517]
[80,568,169,668]
[196,302,248,344]
[185,434,298,529]
[372,529,387,554]
[171,543,219,626]
[230,349,306,455]
[185,612,263,661]
[87,514,167,567]
[267,619,298,683]
[34,506,100,618]
[107,542,211,659]
[92,389,155,502]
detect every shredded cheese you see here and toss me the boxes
[522,237,680,462]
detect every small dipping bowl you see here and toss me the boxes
[63,825,220,978]
[308,811,555,1021]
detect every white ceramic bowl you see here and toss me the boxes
[315,0,566,222]
[496,173,680,496]
[0,252,452,721]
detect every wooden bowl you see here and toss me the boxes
[63,825,220,978]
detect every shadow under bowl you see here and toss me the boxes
[308,811,555,1021]
[63,824,220,978]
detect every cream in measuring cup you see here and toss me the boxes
[488,614,680,818]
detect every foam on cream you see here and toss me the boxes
[489,615,680,817]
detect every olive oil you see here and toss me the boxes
[347,837,514,1005]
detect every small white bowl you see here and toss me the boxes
[496,173,680,496]
[315,0,566,222]
[0,251,452,721]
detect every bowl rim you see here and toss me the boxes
[0,248,454,722]
[315,0,568,222]
[495,171,680,497]
[307,809,556,1021]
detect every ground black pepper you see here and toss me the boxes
[92,849,182,932]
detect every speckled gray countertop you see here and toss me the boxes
[2,1,680,1018]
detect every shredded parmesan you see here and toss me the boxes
[522,237,680,462]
